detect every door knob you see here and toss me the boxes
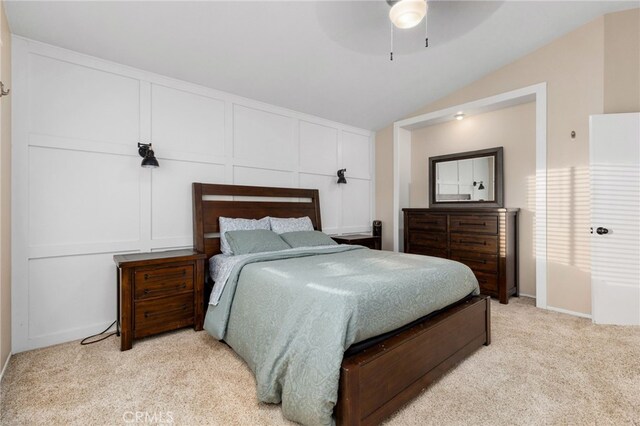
[596,227,609,235]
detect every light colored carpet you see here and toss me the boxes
[1,298,639,425]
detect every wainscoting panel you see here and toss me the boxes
[28,53,140,145]
[299,121,339,176]
[299,173,342,234]
[151,84,226,158]
[151,159,226,240]
[27,253,119,343]
[233,104,297,170]
[12,37,373,352]
[342,131,371,180]
[342,177,372,231]
[28,146,141,247]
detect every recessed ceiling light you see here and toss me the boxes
[454,112,465,121]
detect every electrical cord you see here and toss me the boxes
[80,320,118,345]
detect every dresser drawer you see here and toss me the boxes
[474,271,498,292]
[407,214,447,232]
[407,246,448,259]
[134,293,194,337]
[450,250,498,273]
[450,215,498,234]
[450,233,498,254]
[134,265,193,300]
[409,231,447,249]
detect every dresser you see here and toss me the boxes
[114,250,207,350]
[403,208,519,304]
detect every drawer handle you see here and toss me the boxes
[143,283,187,295]
[458,222,486,227]
[460,258,487,264]
[144,304,188,319]
[458,240,487,245]
[416,220,438,225]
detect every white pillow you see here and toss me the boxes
[269,216,314,234]
[219,216,270,255]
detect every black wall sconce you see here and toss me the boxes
[473,181,485,190]
[138,143,159,168]
[337,169,347,184]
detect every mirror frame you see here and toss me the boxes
[428,146,504,208]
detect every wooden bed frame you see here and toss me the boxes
[192,182,491,426]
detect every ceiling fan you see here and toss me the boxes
[387,0,429,60]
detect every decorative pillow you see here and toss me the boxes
[279,231,338,248]
[224,229,291,255]
[219,216,270,255]
[269,216,314,234]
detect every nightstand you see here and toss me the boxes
[332,234,382,250]
[114,249,207,351]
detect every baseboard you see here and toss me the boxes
[518,293,536,299]
[547,305,592,319]
[0,352,12,383]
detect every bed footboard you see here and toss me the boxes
[336,295,491,426]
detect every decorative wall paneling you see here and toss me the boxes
[12,37,374,351]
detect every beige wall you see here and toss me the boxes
[410,103,536,295]
[604,9,640,113]
[0,0,11,371]
[375,8,640,315]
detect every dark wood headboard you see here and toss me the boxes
[192,183,322,262]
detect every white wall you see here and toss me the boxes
[12,37,374,352]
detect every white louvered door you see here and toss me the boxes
[590,113,640,325]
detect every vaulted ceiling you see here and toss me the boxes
[5,1,636,130]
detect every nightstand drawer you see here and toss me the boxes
[134,293,194,337]
[134,265,193,300]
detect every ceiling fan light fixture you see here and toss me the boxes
[389,0,427,29]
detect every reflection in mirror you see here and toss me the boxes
[428,147,503,207]
[435,156,495,202]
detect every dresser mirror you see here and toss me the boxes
[429,147,504,208]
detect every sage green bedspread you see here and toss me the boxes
[204,246,479,425]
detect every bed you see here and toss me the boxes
[192,183,491,426]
